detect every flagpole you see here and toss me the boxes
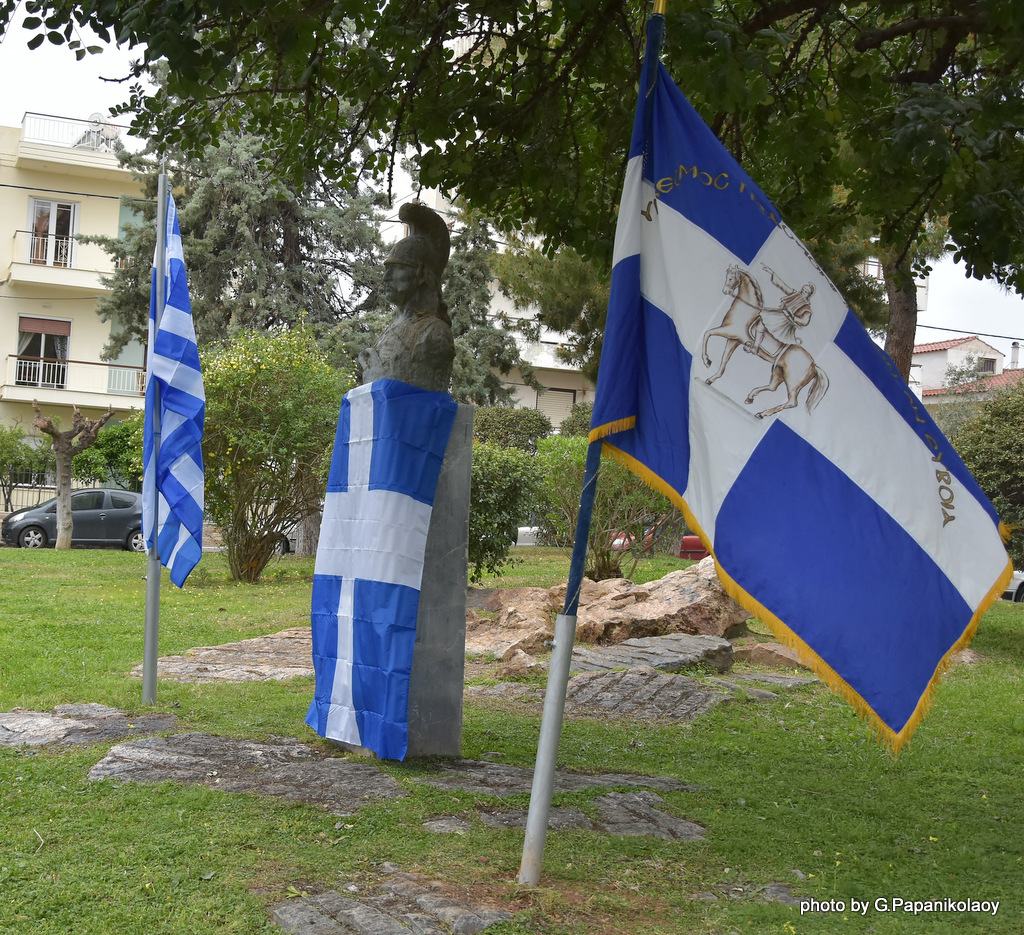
[518,439,602,885]
[142,168,168,705]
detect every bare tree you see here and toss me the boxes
[32,402,115,550]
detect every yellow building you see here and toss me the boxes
[0,113,145,439]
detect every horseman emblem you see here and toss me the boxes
[701,263,829,419]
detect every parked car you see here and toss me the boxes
[1,489,145,551]
[1002,570,1024,603]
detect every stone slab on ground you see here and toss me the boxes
[271,870,512,935]
[0,704,176,747]
[130,627,314,683]
[88,733,404,816]
[565,665,729,720]
[479,790,705,841]
[411,758,701,796]
[570,633,733,674]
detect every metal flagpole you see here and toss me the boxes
[142,167,168,705]
[518,0,669,885]
[518,439,602,885]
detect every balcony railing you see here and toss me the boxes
[4,355,145,398]
[21,112,125,151]
[10,230,119,277]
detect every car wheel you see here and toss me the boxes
[1015,586,1024,603]
[126,529,147,553]
[19,526,47,549]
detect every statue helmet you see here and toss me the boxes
[386,201,451,284]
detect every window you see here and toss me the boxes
[15,316,70,389]
[29,198,77,268]
[977,358,996,374]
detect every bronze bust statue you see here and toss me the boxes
[359,202,456,393]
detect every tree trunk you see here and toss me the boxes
[32,402,115,550]
[293,510,321,556]
[882,258,919,384]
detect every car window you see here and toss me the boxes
[71,490,105,511]
[109,492,135,509]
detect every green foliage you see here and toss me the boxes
[953,380,1024,567]
[0,423,31,511]
[445,205,537,406]
[91,130,387,360]
[558,401,594,438]
[88,412,145,491]
[472,406,551,453]
[495,243,611,381]
[202,329,349,582]
[468,441,539,582]
[535,435,678,580]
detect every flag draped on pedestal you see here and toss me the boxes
[590,16,1012,750]
[143,193,205,588]
[306,379,457,761]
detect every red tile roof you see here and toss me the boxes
[913,335,978,354]
[922,368,1024,396]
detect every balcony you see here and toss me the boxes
[16,113,135,181]
[6,230,116,293]
[2,355,145,410]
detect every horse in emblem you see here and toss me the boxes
[700,264,829,419]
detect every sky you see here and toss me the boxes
[3,12,1023,360]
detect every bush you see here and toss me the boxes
[202,329,350,582]
[469,440,539,581]
[535,435,679,580]
[473,405,551,452]
[954,380,1024,568]
[559,400,594,437]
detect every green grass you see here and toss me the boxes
[2,548,1023,934]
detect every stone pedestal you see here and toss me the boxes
[405,402,473,757]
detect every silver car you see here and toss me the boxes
[1002,570,1024,603]
[1,489,145,551]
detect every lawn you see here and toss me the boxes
[1,547,1022,934]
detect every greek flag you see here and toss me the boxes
[590,16,1012,750]
[306,380,457,760]
[143,193,205,588]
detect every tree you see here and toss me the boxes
[954,379,1024,568]
[91,130,388,359]
[928,354,993,445]
[12,2,1024,377]
[444,204,538,405]
[559,401,595,438]
[201,329,348,582]
[535,435,679,580]
[472,406,551,453]
[31,403,115,549]
[0,424,30,512]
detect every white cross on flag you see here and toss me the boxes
[306,380,457,760]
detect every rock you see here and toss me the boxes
[423,817,472,834]
[571,633,733,674]
[576,559,749,643]
[131,627,314,682]
[732,642,807,670]
[548,577,631,610]
[465,587,555,658]
[0,705,176,747]
[564,666,728,720]
[89,733,404,816]
[500,648,544,675]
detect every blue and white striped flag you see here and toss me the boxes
[306,379,457,760]
[591,17,1012,751]
[143,193,205,588]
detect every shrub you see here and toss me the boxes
[559,400,594,437]
[535,435,679,580]
[473,405,551,452]
[954,379,1024,568]
[469,440,539,581]
[202,329,350,582]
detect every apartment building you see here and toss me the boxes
[0,113,145,437]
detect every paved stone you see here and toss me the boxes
[88,733,404,815]
[565,665,729,720]
[130,627,314,683]
[480,790,704,841]
[411,758,699,796]
[0,704,176,747]
[422,817,472,834]
[571,633,733,674]
[271,870,512,935]
[725,672,817,689]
